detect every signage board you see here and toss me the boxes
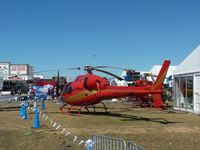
[0,62,10,76]
[10,64,28,75]
[34,85,53,99]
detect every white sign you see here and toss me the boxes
[34,75,44,79]
[10,64,28,75]
[0,63,9,75]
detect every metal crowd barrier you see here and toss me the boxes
[91,134,144,150]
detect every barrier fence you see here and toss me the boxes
[91,134,144,150]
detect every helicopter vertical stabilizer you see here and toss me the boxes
[151,60,171,90]
[151,60,171,107]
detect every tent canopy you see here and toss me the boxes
[150,65,176,78]
[174,45,200,75]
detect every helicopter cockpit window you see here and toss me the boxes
[65,85,72,94]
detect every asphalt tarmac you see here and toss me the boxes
[0,95,19,101]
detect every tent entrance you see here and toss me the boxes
[194,74,200,113]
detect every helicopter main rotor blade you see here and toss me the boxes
[83,65,136,81]
[94,66,126,70]
[30,67,81,74]
[94,68,124,81]
[9,67,81,78]
[84,65,135,72]
[95,66,136,75]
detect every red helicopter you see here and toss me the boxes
[60,60,171,112]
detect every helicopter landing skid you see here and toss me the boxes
[84,102,108,112]
[59,105,82,116]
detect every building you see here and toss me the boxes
[0,62,10,78]
[173,45,200,114]
[0,62,34,81]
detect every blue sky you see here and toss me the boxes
[1,0,200,78]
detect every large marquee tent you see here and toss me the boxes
[173,45,200,114]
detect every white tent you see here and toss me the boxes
[149,65,176,85]
[111,79,128,86]
[150,65,176,77]
[173,44,200,114]
[174,45,200,75]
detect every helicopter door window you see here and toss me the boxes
[65,85,72,94]
[84,77,90,90]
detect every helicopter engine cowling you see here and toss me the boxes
[83,75,109,91]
